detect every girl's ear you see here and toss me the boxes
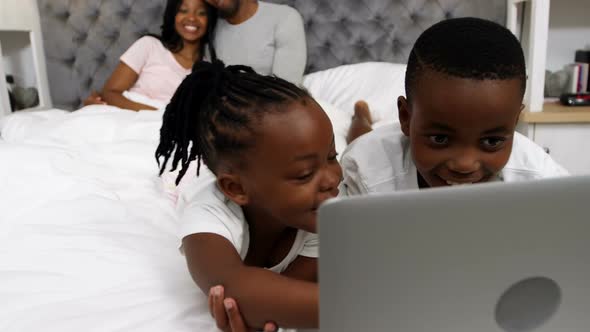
[217,173,249,206]
[398,96,411,137]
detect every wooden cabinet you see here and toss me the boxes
[532,123,590,175]
[522,103,590,175]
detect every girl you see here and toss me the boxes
[84,0,217,110]
[155,60,341,330]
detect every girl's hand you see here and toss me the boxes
[209,286,278,332]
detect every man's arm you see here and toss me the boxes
[272,8,307,85]
[184,233,318,329]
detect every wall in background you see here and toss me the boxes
[546,0,590,71]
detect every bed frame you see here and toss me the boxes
[37,0,506,110]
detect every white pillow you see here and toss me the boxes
[313,98,350,157]
[302,62,406,126]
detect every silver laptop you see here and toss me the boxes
[318,175,590,332]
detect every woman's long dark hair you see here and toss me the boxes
[150,0,217,60]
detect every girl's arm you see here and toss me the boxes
[283,255,317,282]
[207,256,317,332]
[183,233,318,329]
[101,62,158,111]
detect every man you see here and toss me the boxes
[206,0,307,85]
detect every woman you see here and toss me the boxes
[84,0,217,110]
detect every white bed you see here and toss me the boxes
[0,63,405,331]
[2,0,504,328]
[0,104,197,331]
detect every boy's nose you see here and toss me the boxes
[447,152,481,174]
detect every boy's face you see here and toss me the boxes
[398,69,524,188]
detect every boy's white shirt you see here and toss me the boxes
[341,123,569,195]
[178,178,319,273]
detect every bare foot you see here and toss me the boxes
[353,100,372,125]
[346,100,374,144]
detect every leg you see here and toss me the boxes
[346,100,373,144]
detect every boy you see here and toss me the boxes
[342,17,567,194]
[206,17,568,332]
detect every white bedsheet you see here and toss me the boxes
[0,93,353,330]
[0,106,210,331]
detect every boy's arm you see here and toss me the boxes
[183,233,318,329]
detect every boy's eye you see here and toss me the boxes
[429,135,449,145]
[481,137,506,150]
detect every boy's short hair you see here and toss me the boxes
[405,17,526,102]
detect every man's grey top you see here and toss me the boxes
[214,1,307,85]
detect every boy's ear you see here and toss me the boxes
[398,96,411,137]
[217,173,249,206]
[515,103,526,126]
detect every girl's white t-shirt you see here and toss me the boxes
[176,178,318,331]
[178,178,318,273]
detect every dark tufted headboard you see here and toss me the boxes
[38,0,506,110]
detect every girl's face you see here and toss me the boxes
[175,0,209,44]
[237,99,342,234]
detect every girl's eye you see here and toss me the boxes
[328,152,339,161]
[178,8,188,13]
[295,172,314,181]
[429,135,449,145]
[481,137,506,150]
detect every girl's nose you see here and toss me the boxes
[319,167,342,194]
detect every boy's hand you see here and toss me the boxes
[83,91,106,106]
[209,286,278,332]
